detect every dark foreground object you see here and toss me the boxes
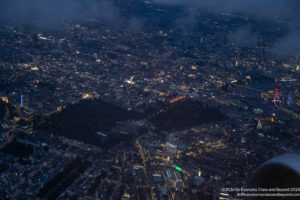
[249,152,300,200]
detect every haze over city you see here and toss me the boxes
[0,0,299,199]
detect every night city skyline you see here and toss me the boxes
[0,0,299,199]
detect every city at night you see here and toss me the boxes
[0,0,299,199]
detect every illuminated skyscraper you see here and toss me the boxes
[257,120,262,130]
[20,94,23,106]
[164,134,177,157]
[165,142,177,155]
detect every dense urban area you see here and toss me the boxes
[0,0,299,199]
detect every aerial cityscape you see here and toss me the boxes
[0,0,299,199]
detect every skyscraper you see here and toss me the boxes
[20,94,23,106]
[164,134,178,157]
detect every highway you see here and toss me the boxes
[136,138,153,200]
[109,151,125,200]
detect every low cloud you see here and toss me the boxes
[154,0,300,57]
[153,0,300,21]
[127,17,144,32]
[174,8,199,34]
[229,26,258,48]
[0,0,122,28]
[271,31,300,57]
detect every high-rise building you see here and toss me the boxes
[167,134,177,144]
[164,134,177,157]
[194,171,205,186]
[20,94,23,106]
[165,142,177,155]
[257,120,263,130]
